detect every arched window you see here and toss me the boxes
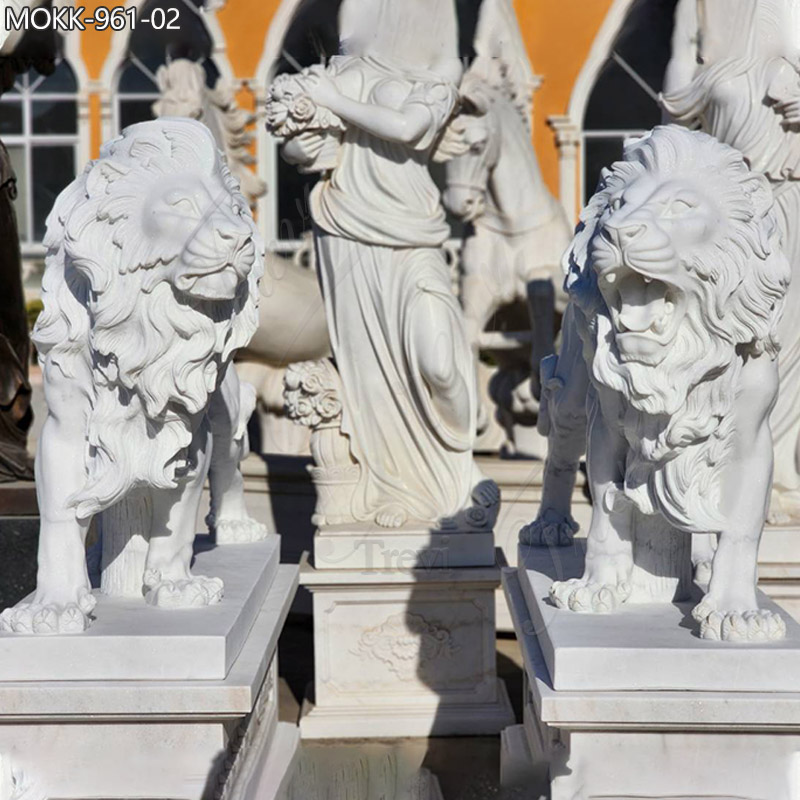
[115,0,220,130]
[0,56,78,247]
[582,0,678,202]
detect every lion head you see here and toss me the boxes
[566,125,790,531]
[34,118,263,519]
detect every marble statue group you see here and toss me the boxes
[3,0,800,797]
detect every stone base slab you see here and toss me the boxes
[503,563,800,800]
[0,535,282,682]
[518,540,800,693]
[0,563,299,800]
[314,524,495,569]
[299,678,514,739]
[300,554,515,739]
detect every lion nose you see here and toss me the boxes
[603,221,646,248]
[616,223,646,245]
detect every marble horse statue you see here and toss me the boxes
[442,0,572,456]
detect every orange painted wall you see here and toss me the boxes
[76,0,614,194]
[515,0,615,195]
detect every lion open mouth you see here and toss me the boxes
[592,234,684,364]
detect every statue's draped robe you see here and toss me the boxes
[664,57,800,494]
[311,56,476,523]
[0,141,33,482]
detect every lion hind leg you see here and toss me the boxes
[144,424,224,608]
[207,363,269,544]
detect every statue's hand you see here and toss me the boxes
[304,66,340,111]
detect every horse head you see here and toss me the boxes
[442,87,501,223]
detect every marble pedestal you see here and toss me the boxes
[501,543,800,799]
[0,539,299,800]
[299,536,515,739]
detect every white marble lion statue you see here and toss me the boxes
[521,125,791,642]
[0,119,264,633]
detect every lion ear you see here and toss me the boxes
[745,173,774,219]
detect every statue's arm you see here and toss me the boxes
[281,130,340,173]
[304,67,434,146]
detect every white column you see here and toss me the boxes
[548,115,581,223]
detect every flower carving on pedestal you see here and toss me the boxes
[353,612,459,682]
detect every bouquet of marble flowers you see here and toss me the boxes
[284,360,343,430]
[265,71,345,138]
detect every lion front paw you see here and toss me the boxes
[550,577,632,613]
[0,589,96,635]
[693,596,787,642]
[520,509,579,547]
[144,572,224,608]
[214,517,269,544]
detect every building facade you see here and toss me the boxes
[3,0,681,275]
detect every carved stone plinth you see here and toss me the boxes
[0,547,299,800]
[299,554,514,739]
[501,544,800,799]
[0,536,281,682]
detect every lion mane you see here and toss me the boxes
[566,126,790,532]
[34,119,263,520]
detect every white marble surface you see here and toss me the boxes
[664,0,800,526]
[526,125,791,643]
[517,541,800,693]
[313,524,495,569]
[268,0,500,534]
[0,536,280,682]
[0,563,298,799]
[503,563,800,800]
[299,555,514,738]
[8,119,264,634]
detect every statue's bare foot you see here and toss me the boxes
[214,517,269,544]
[693,595,786,641]
[375,505,408,529]
[520,508,579,547]
[550,576,632,613]
[143,571,224,608]
[0,588,96,634]
[472,478,500,508]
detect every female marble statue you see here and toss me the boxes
[663,0,800,521]
[269,0,497,529]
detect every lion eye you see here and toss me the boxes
[666,198,694,217]
[610,196,623,212]
[171,197,197,215]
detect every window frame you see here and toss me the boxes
[0,62,80,252]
